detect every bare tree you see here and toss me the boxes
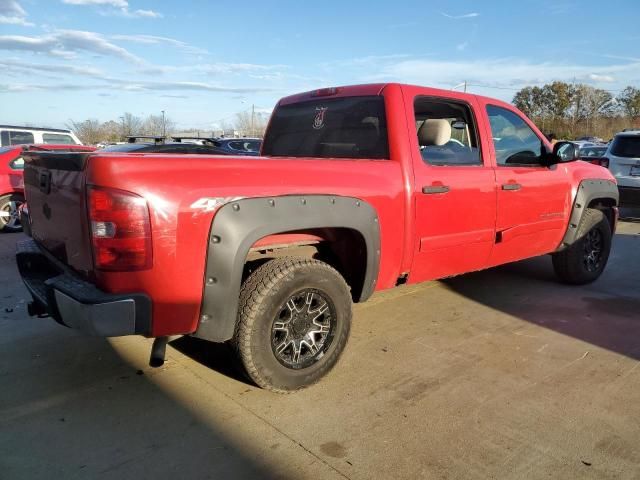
[234,110,268,137]
[66,119,103,145]
[142,114,176,137]
[119,112,143,139]
[100,120,121,142]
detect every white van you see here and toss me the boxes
[0,125,82,146]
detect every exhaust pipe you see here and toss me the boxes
[149,336,169,367]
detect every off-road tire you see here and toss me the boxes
[552,208,612,285]
[234,257,352,393]
[0,193,24,233]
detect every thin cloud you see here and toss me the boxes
[0,30,144,63]
[63,0,127,5]
[0,0,34,26]
[119,8,162,18]
[354,56,637,96]
[0,58,104,77]
[588,74,615,83]
[456,42,469,51]
[62,0,162,19]
[111,34,208,55]
[441,12,480,19]
[0,80,274,94]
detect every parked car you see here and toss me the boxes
[576,136,604,144]
[99,136,263,155]
[604,131,640,206]
[17,83,618,392]
[579,145,609,167]
[0,144,95,232]
[572,140,599,149]
[0,125,82,147]
[173,136,262,155]
[100,141,241,155]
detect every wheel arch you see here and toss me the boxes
[557,179,619,250]
[194,195,380,342]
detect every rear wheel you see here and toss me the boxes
[552,208,612,284]
[0,194,24,233]
[234,257,352,393]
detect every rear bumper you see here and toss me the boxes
[619,186,640,206]
[16,239,151,337]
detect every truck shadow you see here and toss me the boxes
[441,230,640,360]
[169,336,253,387]
[0,327,282,479]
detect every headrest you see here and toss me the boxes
[418,119,451,146]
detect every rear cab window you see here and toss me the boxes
[262,96,389,159]
[42,133,75,144]
[610,136,640,158]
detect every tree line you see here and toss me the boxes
[68,110,270,145]
[512,82,640,139]
[67,113,177,145]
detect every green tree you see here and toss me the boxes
[618,86,640,118]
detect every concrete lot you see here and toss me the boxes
[1,221,639,480]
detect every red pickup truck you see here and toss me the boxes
[17,84,618,392]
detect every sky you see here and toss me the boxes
[1,0,640,131]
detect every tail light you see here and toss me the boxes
[88,186,152,271]
[588,157,609,168]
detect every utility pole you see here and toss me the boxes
[119,116,125,141]
[161,110,166,138]
[464,81,467,93]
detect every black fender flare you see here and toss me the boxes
[194,195,381,342]
[557,178,618,250]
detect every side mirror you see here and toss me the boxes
[552,141,580,163]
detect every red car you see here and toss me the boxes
[18,84,618,392]
[0,144,95,232]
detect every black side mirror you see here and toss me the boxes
[551,141,580,164]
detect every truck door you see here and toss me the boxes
[480,103,572,266]
[407,93,497,283]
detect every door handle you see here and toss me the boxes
[501,183,521,191]
[422,185,450,194]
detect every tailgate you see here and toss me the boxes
[23,151,95,276]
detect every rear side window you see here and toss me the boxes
[228,140,261,152]
[414,97,481,166]
[42,133,75,144]
[610,136,640,158]
[3,130,35,146]
[262,96,389,159]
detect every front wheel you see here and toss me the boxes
[552,208,612,284]
[234,257,352,393]
[0,193,24,233]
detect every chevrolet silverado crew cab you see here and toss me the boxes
[17,84,618,392]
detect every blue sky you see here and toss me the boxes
[1,0,639,130]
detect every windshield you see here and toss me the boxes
[610,136,640,158]
[262,96,389,159]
